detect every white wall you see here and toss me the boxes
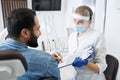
[105,0,120,80]
[0,0,4,32]
[94,0,106,33]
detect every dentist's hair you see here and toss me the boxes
[75,5,93,20]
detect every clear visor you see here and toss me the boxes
[73,13,90,21]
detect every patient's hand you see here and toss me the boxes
[51,52,63,63]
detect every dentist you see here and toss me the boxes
[68,5,107,80]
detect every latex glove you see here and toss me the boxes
[72,57,88,67]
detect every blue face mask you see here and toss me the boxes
[74,24,86,32]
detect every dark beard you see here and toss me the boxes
[27,32,38,47]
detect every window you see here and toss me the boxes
[1,0,27,28]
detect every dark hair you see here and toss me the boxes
[75,5,93,20]
[7,8,36,38]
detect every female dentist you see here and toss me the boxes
[68,5,107,80]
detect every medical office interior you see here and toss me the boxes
[0,0,120,80]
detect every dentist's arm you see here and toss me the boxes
[86,62,99,73]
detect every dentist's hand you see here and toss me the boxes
[51,52,63,63]
[72,46,95,68]
[72,52,94,68]
[72,57,88,67]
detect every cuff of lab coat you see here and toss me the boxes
[96,63,103,75]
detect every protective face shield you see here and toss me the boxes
[73,13,90,21]
[73,13,90,33]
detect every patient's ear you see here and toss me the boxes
[20,29,30,39]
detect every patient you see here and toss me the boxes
[0,8,62,80]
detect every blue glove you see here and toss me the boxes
[72,57,88,67]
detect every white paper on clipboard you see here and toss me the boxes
[58,45,93,68]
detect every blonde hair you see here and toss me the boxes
[75,5,93,20]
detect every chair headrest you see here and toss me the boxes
[0,50,28,71]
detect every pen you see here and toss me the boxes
[59,63,72,68]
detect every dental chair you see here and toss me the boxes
[0,50,27,80]
[0,28,8,43]
[104,54,119,80]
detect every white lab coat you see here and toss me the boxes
[68,28,107,80]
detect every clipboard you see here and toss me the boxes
[58,45,94,69]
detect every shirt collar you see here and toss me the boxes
[4,38,27,48]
